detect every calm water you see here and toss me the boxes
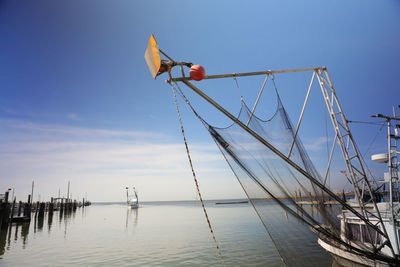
[0,201,334,266]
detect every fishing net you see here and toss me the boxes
[171,73,395,266]
[207,96,338,266]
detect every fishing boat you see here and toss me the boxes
[126,187,138,209]
[145,35,400,266]
[316,114,400,267]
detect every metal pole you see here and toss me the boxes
[31,181,34,204]
[287,71,316,158]
[320,70,395,256]
[67,181,70,202]
[180,77,387,237]
[171,67,324,82]
[246,74,269,126]
[388,117,400,255]
[389,119,393,206]
[323,133,338,186]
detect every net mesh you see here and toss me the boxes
[172,77,394,265]
[207,97,339,266]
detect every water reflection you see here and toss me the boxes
[0,225,7,257]
[48,212,53,232]
[0,205,82,257]
[0,202,344,266]
[125,207,139,231]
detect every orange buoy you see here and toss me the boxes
[189,65,206,81]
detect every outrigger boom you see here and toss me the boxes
[169,67,324,82]
[146,34,400,265]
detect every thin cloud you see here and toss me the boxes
[67,113,81,121]
[0,119,234,201]
[303,137,330,152]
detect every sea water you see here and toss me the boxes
[0,201,334,266]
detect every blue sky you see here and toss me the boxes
[0,1,399,201]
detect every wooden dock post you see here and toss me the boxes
[34,201,39,218]
[0,191,11,229]
[49,198,54,216]
[37,203,44,230]
[17,201,22,217]
[60,199,64,213]
[9,197,16,226]
[25,194,32,219]
[38,202,45,218]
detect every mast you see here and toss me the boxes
[134,188,138,204]
[372,111,400,255]
[125,187,129,204]
[31,180,34,204]
[67,181,70,202]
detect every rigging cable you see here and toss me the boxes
[347,120,386,185]
[233,74,243,102]
[171,79,394,264]
[323,95,331,188]
[169,79,226,267]
[172,80,288,266]
[361,121,386,159]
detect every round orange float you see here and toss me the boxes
[189,65,206,81]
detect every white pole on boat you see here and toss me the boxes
[31,180,34,204]
[388,119,393,211]
[126,187,129,205]
[372,113,400,256]
[387,118,400,255]
[67,181,70,202]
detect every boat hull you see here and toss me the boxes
[318,238,389,267]
[128,202,138,209]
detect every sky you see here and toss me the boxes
[0,0,399,202]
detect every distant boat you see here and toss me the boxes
[126,187,138,209]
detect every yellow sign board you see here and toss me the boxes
[144,34,162,79]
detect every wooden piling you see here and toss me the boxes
[49,198,54,216]
[34,201,39,218]
[17,201,22,217]
[9,197,16,225]
[25,194,32,219]
[38,202,45,218]
[0,192,11,229]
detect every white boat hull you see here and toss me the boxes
[318,238,389,267]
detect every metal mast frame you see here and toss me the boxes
[315,69,396,255]
[169,66,395,256]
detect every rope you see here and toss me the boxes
[347,120,384,125]
[233,74,243,102]
[169,81,226,266]
[172,80,288,266]
[214,140,288,267]
[363,121,386,158]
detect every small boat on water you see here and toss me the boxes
[126,187,138,209]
